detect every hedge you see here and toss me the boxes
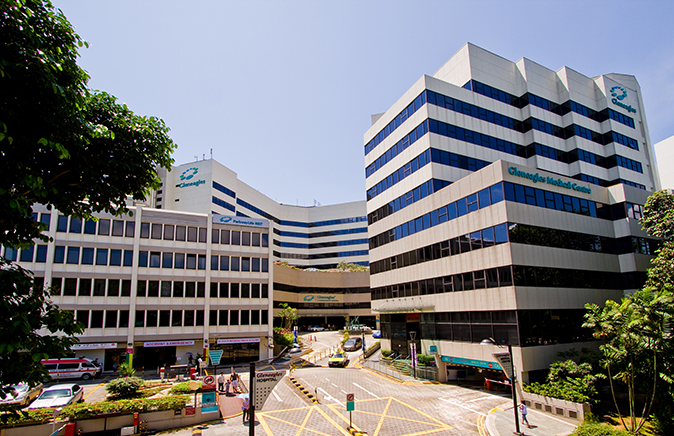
[0,396,190,426]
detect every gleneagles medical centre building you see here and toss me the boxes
[9,43,660,381]
[365,43,659,383]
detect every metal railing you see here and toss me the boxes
[362,359,439,382]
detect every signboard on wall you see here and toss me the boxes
[254,371,286,410]
[441,355,503,371]
[301,294,343,303]
[144,340,195,348]
[212,214,269,228]
[72,343,117,350]
[216,338,261,345]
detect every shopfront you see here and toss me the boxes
[71,343,120,371]
[135,340,198,371]
[211,338,261,365]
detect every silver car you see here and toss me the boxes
[0,383,43,407]
[28,383,84,409]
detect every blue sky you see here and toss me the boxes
[55,0,674,206]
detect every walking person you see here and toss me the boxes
[217,372,225,392]
[519,400,531,428]
[231,372,239,394]
[224,377,231,395]
[242,397,250,423]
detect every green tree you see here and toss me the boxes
[277,303,299,330]
[0,0,176,398]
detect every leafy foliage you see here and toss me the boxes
[381,349,393,359]
[117,362,136,378]
[106,377,144,399]
[572,422,631,436]
[276,303,298,330]
[170,381,202,394]
[273,327,294,348]
[0,258,84,395]
[416,354,435,367]
[336,261,369,272]
[0,396,189,426]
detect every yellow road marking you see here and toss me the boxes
[257,413,274,435]
[261,408,334,436]
[83,377,109,401]
[372,397,393,436]
[295,406,314,436]
[312,406,352,435]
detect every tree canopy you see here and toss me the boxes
[1,0,175,248]
[0,0,176,395]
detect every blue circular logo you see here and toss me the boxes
[303,295,315,301]
[610,86,627,101]
[180,167,198,181]
[219,216,232,223]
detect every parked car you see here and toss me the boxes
[343,337,363,352]
[328,352,348,367]
[28,384,84,409]
[41,358,101,381]
[372,330,382,339]
[307,326,325,332]
[0,382,43,407]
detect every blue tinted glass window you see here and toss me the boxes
[482,227,495,246]
[138,251,148,267]
[123,250,133,266]
[514,185,526,203]
[67,247,80,264]
[494,224,509,244]
[36,245,48,263]
[53,246,64,263]
[84,219,96,234]
[456,198,467,216]
[467,194,479,213]
[4,247,18,261]
[448,202,458,220]
[478,188,491,208]
[96,248,108,266]
[535,189,546,207]
[57,216,68,232]
[110,249,122,266]
[503,182,515,202]
[20,246,34,262]
[69,218,82,233]
[81,248,94,265]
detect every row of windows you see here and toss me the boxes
[49,246,134,266]
[465,79,636,129]
[370,264,646,301]
[273,238,369,249]
[141,251,268,272]
[51,277,131,297]
[73,308,269,329]
[213,196,236,212]
[213,181,236,199]
[273,283,371,294]
[272,250,369,260]
[139,222,269,247]
[365,92,426,155]
[508,223,659,256]
[368,179,451,225]
[369,182,504,250]
[209,282,269,299]
[367,144,491,201]
[370,223,509,274]
[366,92,639,180]
[55,215,135,237]
[273,227,368,239]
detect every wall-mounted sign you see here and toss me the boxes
[508,167,591,194]
[609,86,637,114]
[216,338,261,345]
[212,214,269,228]
[176,167,206,189]
[72,343,117,350]
[441,355,503,370]
[144,340,195,348]
[301,294,343,303]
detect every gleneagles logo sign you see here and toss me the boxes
[508,167,592,194]
[610,86,637,114]
[178,167,205,188]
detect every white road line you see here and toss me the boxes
[272,390,282,402]
[465,396,499,403]
[439,397,487,416]
[332,383,339,388]
[353,383,381,399]
[340,390,348,395]
[318,387,345,407]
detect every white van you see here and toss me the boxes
[41,358,101,381]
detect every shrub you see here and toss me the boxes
[381,349,393,359]
[416,354,435,367]
[572,422,631,436]
[106,377,144,399]
[341,331,350,346]
[117,362,136,378]
[170,381,202,394]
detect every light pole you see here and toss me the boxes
[481,338,520,435]
[409,331,417,379]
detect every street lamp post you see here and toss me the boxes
[481,338,520,435]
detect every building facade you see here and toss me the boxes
[654,135,674,189]
[364,43,659,382]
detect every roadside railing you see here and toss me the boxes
[362,359,439,382]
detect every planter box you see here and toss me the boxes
[1,408,218,436]
[521,392,591,421]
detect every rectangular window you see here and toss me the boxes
[137,280,146,297]
[162,252,173,268]
[36,245,48,263]
[63,278,77,295]
[66,247,80,264]
[261,258,268,272]
[19,246,33,262]
[251,310,260,325]
[186,254,196,269]
[174,253,185,269]
[251,283,260,298]
[172,310,182,326]
[262,233,268,247]
[121,280,131,297]
[241,257,250,272]
[219,310,228,326]
[221,230,230,244]
[198,228,207,243]
[229,310,239,325]
[151,223,162,239]
[57,215,68,232]
[159,310,170,327]
[198,254,206,270]
[161,281,171,297]
[231,231,240,245]
[125,221,135,237]
[108,279,120,296]
[96,248,108,265]
[105,311,117,328]
[149,251,161,268]
[211,228,220,244]
[98,219,110,236]
[197,282,205,298]
[242,232,250,246]
[196,310,204,326]
[211,255,219,271]
[112,220,124,236]
[148,280,159,297]
[230,283,239,298]
[76,310,89,328]
[119,310,129,328]
[84,219,96,234]
[93,279,106,296]
[146,310,158,327]
[241,283,250,298]
[220,255,229,271]
[82,248,94,265]
[252,233,261,246]
[69,217,82,233]
[241,310,250,325]
[185,282,195,298]
[252,257,260,272]
[135,310,145,327]
[123,250,133,266]
[184,310,194,326]
[41,213,51,231]
[90,311,103,328]
[209,310,218,326]
[231,257,240,271]
[140,222,150,238]
[175,225,186,241]
[163,224,174,241]
[78,278,91,296]
[109,249,122,266]
[261,310,268,324]
[187,227,198,242]
[4,247,17,261]
[210,282,218,298]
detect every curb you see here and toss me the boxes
[288,376,320,404]
[348,425,368,436]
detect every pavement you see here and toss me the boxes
[486,402,577,436]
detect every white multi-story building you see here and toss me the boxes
[654,135,674,189]
[364,43,659,382]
